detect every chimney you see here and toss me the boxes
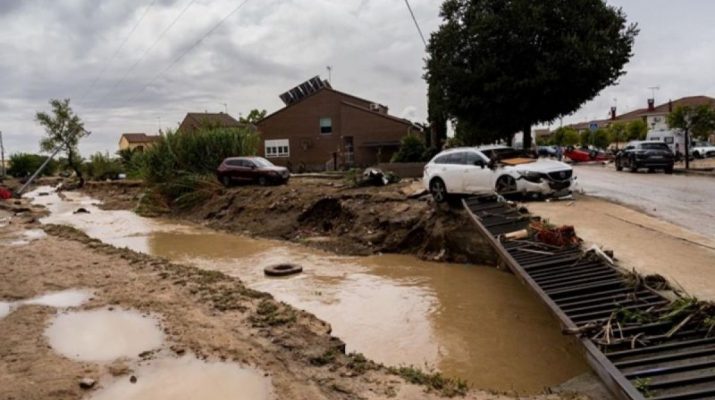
[647,98,655,111]
[610,106,617,120]
[668,99,673,112]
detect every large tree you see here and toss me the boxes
[426,0,638,149]
[36,99,89,187]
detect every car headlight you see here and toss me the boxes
[518,171,543,183]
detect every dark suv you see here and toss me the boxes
[615,141,674,173]
[217,156,290,186]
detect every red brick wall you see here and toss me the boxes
[257,89,416,171]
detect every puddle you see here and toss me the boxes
[89,356,272,400]
[0,228,48,246]
[23,289,92,308]
[45,308,164,362]
[30,187,588,393]
[0,302,10,319]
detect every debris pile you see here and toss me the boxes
[529,220,581,248]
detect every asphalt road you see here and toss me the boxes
[572,164,715,238]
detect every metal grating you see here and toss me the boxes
[463,196,715,400]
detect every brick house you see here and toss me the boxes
[257,80,421,171]
[178,112,247,134]
[118,133,160,152]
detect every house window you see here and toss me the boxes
[320,117,332,135]
[265,139,289,158]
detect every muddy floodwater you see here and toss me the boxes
[32,188,587,393]
[45,308,164,362]
[89,357,272,400]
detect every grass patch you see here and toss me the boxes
[388,365,468,397]
[250,299,297,327]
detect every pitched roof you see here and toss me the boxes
[183,112,243,128]
[340,101,414,127]
[121,133,159,143]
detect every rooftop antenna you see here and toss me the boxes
[157,117,162,132]
[220,103,228,114]
[648,86,660,100]
[326,66,332,84]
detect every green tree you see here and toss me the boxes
[667,104,715,141]
[7,153,58,178]
[580,130,591,146]
[608,122,627,149]
[626,119,647,141]
[391,133,427,162]
[550,127,580,146]
[239,109,267,124]
[592,128,611,149]
[35,99,89,187]
[425,0,638,149]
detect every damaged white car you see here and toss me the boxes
[423,145,574,202]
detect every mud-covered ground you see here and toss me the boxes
[0,197,589,400]
[81,178,498,265]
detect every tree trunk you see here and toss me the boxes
[522,124,533,151]
[67,148,85,188]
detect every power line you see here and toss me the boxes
[79,0,159,100]
[100,0,197,100]
[404,0,427,47]
[127,0,252,103]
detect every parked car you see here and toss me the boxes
[690,141,715,159]
[217,156,290,186]
[422,146,574,202]
[537,145,557,157]
[615,141,674,173]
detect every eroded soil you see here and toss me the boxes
[81,178,498,265]
[0,200,589,400]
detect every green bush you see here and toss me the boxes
[391,133,427,162]
[7,153,58,177]
[85,152,124,180]
[117,148,146,179]
[139,126,259,210]
[141,127,260,184]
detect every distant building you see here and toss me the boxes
[568,95,715,132]
[118,133,160,152]
[177,112,247,134]
[257,76,422,171]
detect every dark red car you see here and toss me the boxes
[217,157,290,186]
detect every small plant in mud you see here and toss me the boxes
[388,365,468,397]
[310,349,337,366]
[346,352,380,374]
[634,377,653,398]
[250,299,297,327]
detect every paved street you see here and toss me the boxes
[572,164,715,238]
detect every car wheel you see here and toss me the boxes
[665,166,674,174]
[221,176,231,187]
[693,151,701,159]
[495,175,517,195]
[429,178,447,203]
[615,159,623,171]
[258,176,268,186]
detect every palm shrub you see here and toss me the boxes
[85,152,124,180]
[140,126,259,210]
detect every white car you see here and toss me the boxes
[690,141,715,159]
[423,145,574,202]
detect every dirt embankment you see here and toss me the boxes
[0,202,584,400]
[82,178,498,265]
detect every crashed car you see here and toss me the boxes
[423,145,574,202]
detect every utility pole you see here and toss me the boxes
[326,66,332,84]
[685,115,692,170]
[219,103,228,114]
[0,130,5,178]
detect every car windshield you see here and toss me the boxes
[252,157,275,167]
[640,143,669,150]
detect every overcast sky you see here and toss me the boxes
[1,0,713,156]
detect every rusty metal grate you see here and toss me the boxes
[463,196,715,400]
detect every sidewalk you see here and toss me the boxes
[526,195,715,302]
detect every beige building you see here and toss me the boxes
[118,133,160,152]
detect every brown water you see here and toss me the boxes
[31,188,588,393]
[45,308,164,362]
[89,357,272,400]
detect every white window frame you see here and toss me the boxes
[265,139,290,158]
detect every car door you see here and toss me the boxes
[442,151,466,193]
[462,150,494,193]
